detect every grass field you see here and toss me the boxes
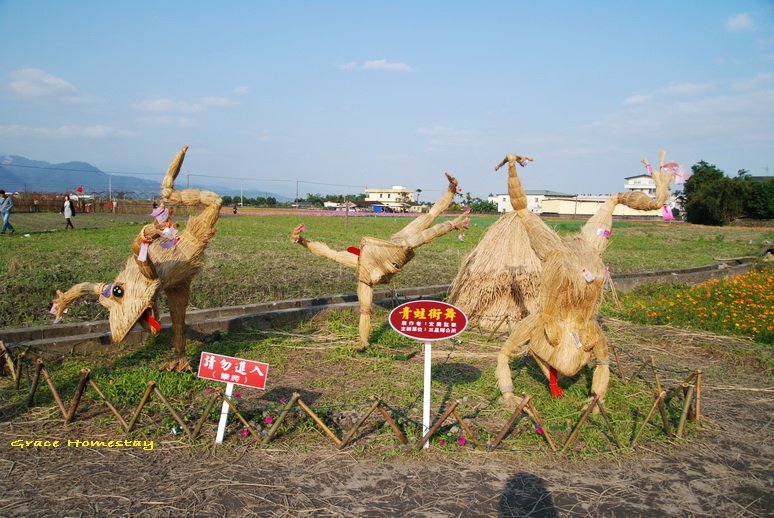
[1,209,772,457]
[1,210,772,328]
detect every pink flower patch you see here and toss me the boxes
[240,429,249,438]
[264,416,274,425]
[457,437,467,446]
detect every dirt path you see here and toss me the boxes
[1,321,772,517]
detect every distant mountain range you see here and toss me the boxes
[0,154,290,200]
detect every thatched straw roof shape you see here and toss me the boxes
[449,212,541,333]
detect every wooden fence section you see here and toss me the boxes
[1,341,702,454]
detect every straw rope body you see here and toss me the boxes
[52,146,223,371]
[494,152,675,409]
[292,173,469,350]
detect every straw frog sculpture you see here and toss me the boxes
[494,151,677,408]
[51,146,222,371]
[291,173,469,351]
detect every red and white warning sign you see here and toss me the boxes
[197,352,269,390]
[388,299,468,342]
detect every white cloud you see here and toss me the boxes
[8,68,77,98]
[584,72,774,149]
[623,94,652,105]
[674,90,774,117]
[415,126,477,147]
[137,98,195,113]
[197,96,233,107]
[731,71,774,91]
[136,115,197,128]
[660,83,710,95]
[725,12,756,32]
[415,126,467,136]
[56,125,132,137]
[0,124,132,138]
[253,130,270,142]
[336,60,413,72]
[335,61,357,70]
[363,59,412,71]
[232,86,250,95]
[136,96,234,113]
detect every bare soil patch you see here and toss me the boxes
[1,320,772,517]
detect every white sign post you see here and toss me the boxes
[422,342,432,448]
[215,382,234,444]
[197,352,270,446]
[388,300,468,450]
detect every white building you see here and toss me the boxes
[323,201,358,211]
[364,185,415,212]
[623,174,657,197]
[488,190,574,213]
[489,174,677,217]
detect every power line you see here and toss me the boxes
[2,162,163,178]
[3,162,448,194]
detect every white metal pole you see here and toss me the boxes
[215,382,234,444]
[422,342,432,449]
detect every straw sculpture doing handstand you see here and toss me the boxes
[51,146,222,371]
[494,151,678,409]
[291,173,469,351]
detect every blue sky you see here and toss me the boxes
[1,1,772,200]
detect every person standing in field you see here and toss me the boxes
[62,194,75,230]
[0,190,14,234]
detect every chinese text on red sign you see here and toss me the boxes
[388,300,468,341]
[197,352,269,390]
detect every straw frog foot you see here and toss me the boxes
[581,396,602,415]
[290,223,306,244]
[444,172,460,194]
[502,392,520,411]
[160,356,193,373]
[356,341,369,352]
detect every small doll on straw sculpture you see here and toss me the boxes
[51,146,222,371]
[291,173,470,351]
[150,201,181,248]
[494,151,677,408]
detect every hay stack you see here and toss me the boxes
[449,212,541,333]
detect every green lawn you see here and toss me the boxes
[1,210,771,454]
[1,211,771,328]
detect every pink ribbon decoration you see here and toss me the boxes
[150,207,169,224]
[662,205,675,221]
[139,240,150,262]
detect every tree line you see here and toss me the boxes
[680,161,773,226]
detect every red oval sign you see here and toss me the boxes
[388,299,468,342]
